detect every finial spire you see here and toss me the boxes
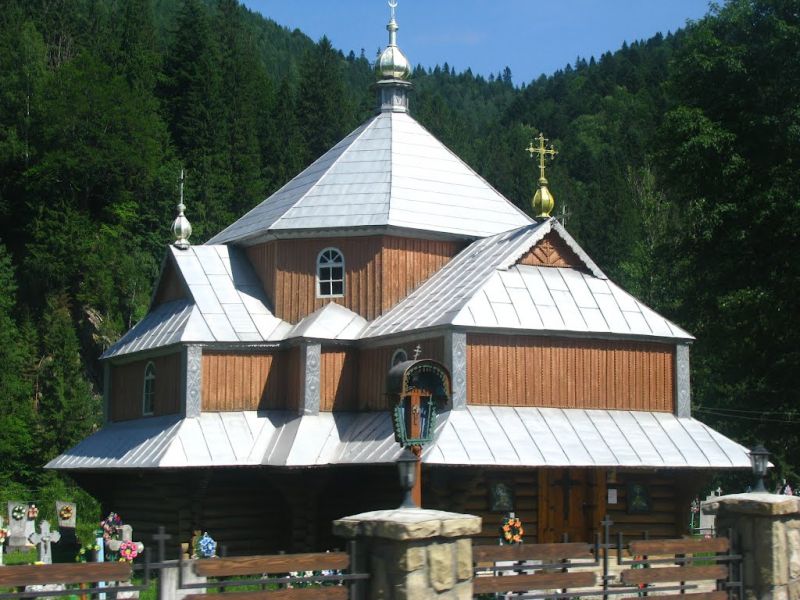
[375,0,412,113]
[171,168,192,249]
[526,133,558,220]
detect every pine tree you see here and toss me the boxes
[294,36,352,165]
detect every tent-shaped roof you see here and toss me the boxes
[102,245,290,359]
[207,111,532,245]
[363,219,693,341]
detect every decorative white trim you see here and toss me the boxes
[316,247,345,298]
[184,345,202,418]
[443,332,467,410]
[142,361,156,416]
[675,344,691,417]
[299,343,321,415]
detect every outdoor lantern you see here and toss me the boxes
[386,359,450,448]
[397,448,419,508]
[392,392,436,447]
[749,444,770,493]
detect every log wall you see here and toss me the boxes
[467,334,675,411]
[110,353,181,421]
[425,468,541,545]
[246,236,462,322]
[606,471,687,539]
[202,351,289,411]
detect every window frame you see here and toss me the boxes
[142,361,156,416]
[316,247,345,298]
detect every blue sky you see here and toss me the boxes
[241,0,712,84]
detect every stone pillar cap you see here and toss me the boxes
[333,508,481,541]
[702,492,800,516]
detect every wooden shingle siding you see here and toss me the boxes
[110,353,181,421]
[379,237,463,314]
[202,351,288,411]
[246,236,462,322]
[245,241,276,308]
[320,349,358,411]
[358,337,445,410]
[467,334,674,410]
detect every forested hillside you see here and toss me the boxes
[0,0,797,502]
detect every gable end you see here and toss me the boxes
[517,232,585,270]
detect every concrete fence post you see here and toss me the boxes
[333,508,482,600]
[703,493,800,600]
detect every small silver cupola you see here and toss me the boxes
[374,0,412,113]
[171,169,192,249]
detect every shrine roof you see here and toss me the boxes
[102,245,290,359]
[46,408,750,470]
[362,219,693,342]
[206,111,532,245]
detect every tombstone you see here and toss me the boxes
[52,501,79,562]
[6,501,32,550]
[29,520,61,564]
[699,490,722,535]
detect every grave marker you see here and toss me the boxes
[29,520,61,564]
[56,501,77,544]
[106,524,144,556]
[7,501,31,550]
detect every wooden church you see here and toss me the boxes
[49,4,750,554]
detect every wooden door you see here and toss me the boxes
[538,468,605,543]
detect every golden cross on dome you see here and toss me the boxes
[526,133,558,182]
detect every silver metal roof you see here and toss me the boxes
[47,408,749,470]
[286,302,367,341]
[362,219,692,341]
[102,245,290,359]
[207,111,532,245]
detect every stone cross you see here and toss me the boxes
[56,501,77,544]
[106,524,144,556]
[29,520,61,564]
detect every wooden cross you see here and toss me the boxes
[152,526,172,564]
[29,520,61,564]
[526,133,558,181]
[553,471,582,519]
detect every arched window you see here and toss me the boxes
[317,248,344,297]
[391,348,408,367]
[142,362,156,416]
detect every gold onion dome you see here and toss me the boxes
[527,133,558,220]
[376,1,411,80]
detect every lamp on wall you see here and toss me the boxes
[749,444,770,493]
[397,448,419,508]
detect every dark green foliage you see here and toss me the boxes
[0,0,797,504]
[653,0,800,477]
